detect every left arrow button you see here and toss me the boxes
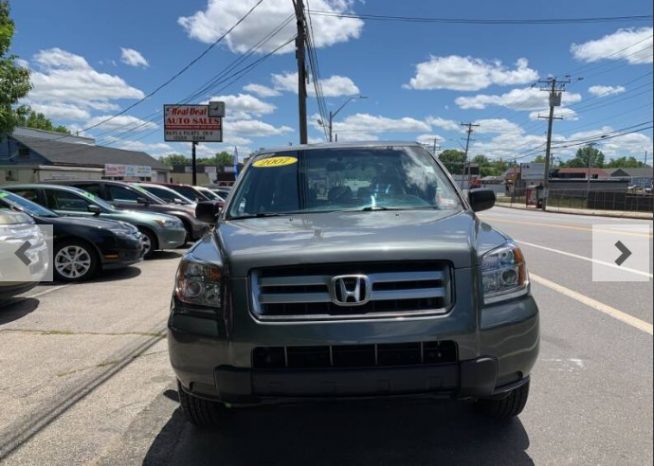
[15,241,32,266]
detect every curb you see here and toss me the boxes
[494,202,653,220]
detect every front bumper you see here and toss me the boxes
[168,289,539,404]
[158,227,187,249]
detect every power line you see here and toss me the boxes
[81,0,267,134]
[310,10,653,24]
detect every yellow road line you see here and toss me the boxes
[530,273,653,335]
[482,216,652,238]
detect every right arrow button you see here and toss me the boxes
[614,240,632,266]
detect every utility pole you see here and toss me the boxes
[191,141,197,185]
[460,122,479,189]
[586,142,597,198]
[538,76,572,210]
[293,0,308,144]
[433,139,441,155]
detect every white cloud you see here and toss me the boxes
[228,118,293,136]
[588,85,626,97]
[528,107,578,121]
[406,56,538,91]
[271,71,360,97]
[472,118,524,135]
[28,103,91,121]
[416,134,444,146]
[312,112,431,141]
[86,115,157,132]
[28,48,145,115]
[15,58,29,68]
[455,86,582,111]
[571,27,653,64]
[178,0,363,54]
[120,48,149,68]
[425,116,462,132]
[204,93,275,119]
[243,83,281,97]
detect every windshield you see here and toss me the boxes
[0,190,58,217]
[170,185,207,202]
[138,185,195,205]
[228,146,461,218]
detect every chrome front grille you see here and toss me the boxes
[250,262,453,320]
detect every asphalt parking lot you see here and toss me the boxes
[0,207,652,465]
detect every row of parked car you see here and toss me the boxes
[0,181,228,296]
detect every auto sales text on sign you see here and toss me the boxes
[164,104,223,142]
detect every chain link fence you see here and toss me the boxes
[497,187,653,214]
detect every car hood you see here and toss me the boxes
[109,210,180,224]
[39,215,134,230]
[217,210,508,277]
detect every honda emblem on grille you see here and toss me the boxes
[330,275,371,306]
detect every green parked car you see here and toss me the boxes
[2,184,186,258]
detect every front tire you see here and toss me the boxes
[138,228,158,258]
[178,381,226,427]
[475,380,530,420]
[53,240,98,282]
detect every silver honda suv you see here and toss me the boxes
[168,142,539,426]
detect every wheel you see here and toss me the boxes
[138,228,158,258]
[53,240,98,282]
[177,380,226,427]
[475,380,530,420]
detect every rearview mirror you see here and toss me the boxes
[468,189,495,212]
[196,201,221,223]
[87,204,102,216]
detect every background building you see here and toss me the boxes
[0,127,169,184]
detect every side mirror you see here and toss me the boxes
[173,198,183,205]
[87,204,102,216]
[196,201,221,223]
[468,189,495,212]
[136,197,149,205]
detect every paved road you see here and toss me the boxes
[0,207,652,465]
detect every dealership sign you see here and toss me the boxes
[105,164,152,178]
[164,104,223,142]
[520,163,545,180]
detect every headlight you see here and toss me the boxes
[108,228,137,239]
[174,259,222,308]
[156,218,182,228]
[480,242,529,304]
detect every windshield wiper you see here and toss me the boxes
[359,206,404,211]
[229,212,291,220]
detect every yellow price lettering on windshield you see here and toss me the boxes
[253,156,297,168]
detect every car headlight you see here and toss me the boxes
[155,218,182,228]
[108,228,137,239]
[480,242,529,304]
[174,259,222,308]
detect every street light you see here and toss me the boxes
[320,95,367,142]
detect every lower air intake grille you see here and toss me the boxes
[252,341,458,369]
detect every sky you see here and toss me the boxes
[9,0,654,163]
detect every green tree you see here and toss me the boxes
[0,1,31,134]
[198,151,234,169]
[161,153,190,167]
[562,144,605,168]
[605,156,647,168]
[438,149,466,174]
[531,155,546,163]
[14,108,70,134]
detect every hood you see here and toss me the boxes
[217,210,508,277]
[40,215,134,231]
